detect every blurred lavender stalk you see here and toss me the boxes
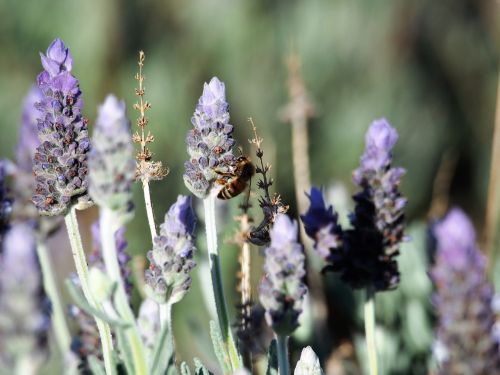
[431,208,500,374]
[89,94,147,374]
[0,222,50,375]
[184,77,240,371]
[33,38,115,375]
[259,215,307,375]
[15,84,73,363]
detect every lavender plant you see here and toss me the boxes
[259,214,307,375]
[32,38,115,375]
[0,222,50,374]
[144,195,196,306]
[88,94,147,374]
[32,38,91,216]
[183,77,241,371]
[301,119,407,375]
[431,208,500,374]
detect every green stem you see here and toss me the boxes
[100,208,148,375]
[364,286,378,375]
[276,335,290,375]
[64,207,116,375]
[35,240,72,356]
[203,194,241,371]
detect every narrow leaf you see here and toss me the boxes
[88,356,106,375]
[194,358,213,375]
[65,280,130,328]
[209,320,231,374]
[150,321,174,375]
[180,362,191,375]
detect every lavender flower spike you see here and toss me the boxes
[259,214,307,335]
[145,195,197,304]
[32,38,91,216]
[183,77,235,198]
[89,95,135,217]
[0,222,50,369]
[431,208,500,374]
[348,119,406,290]
[301,187,343,261]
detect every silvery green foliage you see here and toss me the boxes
[431,208,500,374]
[259,214,307,335]
[70,221,132,369]
[145,195,197,304]
[0,222,49,369]
[137,298,160,352]
[183,77,235,198]
[294,346,323,375]
[89,95,135,217]
[32,38,91,216]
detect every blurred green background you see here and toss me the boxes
[0,0,499,374]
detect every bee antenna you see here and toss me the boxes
[237,146,244,156]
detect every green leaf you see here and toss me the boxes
[209,320,232,374]
[194,358,213,375]
[150,320,174,375]
[266,339,278,375]
[115,325,135,375]
[65,280,130,329]
[87,356,106,375]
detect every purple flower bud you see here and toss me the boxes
[259,215,307,335]
[32,39,91,216]
[431,208,500,374]
[88,95,135,216]
[145,195,197,304]
[355,118,398,175]
[0,222,50,366]
[183,77,235,198]
[39,38,73,78]
[301,187,343,260]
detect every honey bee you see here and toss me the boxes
[215,155,255,200]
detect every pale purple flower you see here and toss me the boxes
[88,95,135,215]
[431,208,500,374]
[0,222,49,366]
[32,38,90,216]
[259,215,307,335]
[184,77,235,198]
[145,195,197,304]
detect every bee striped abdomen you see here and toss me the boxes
[217,178,247,199]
